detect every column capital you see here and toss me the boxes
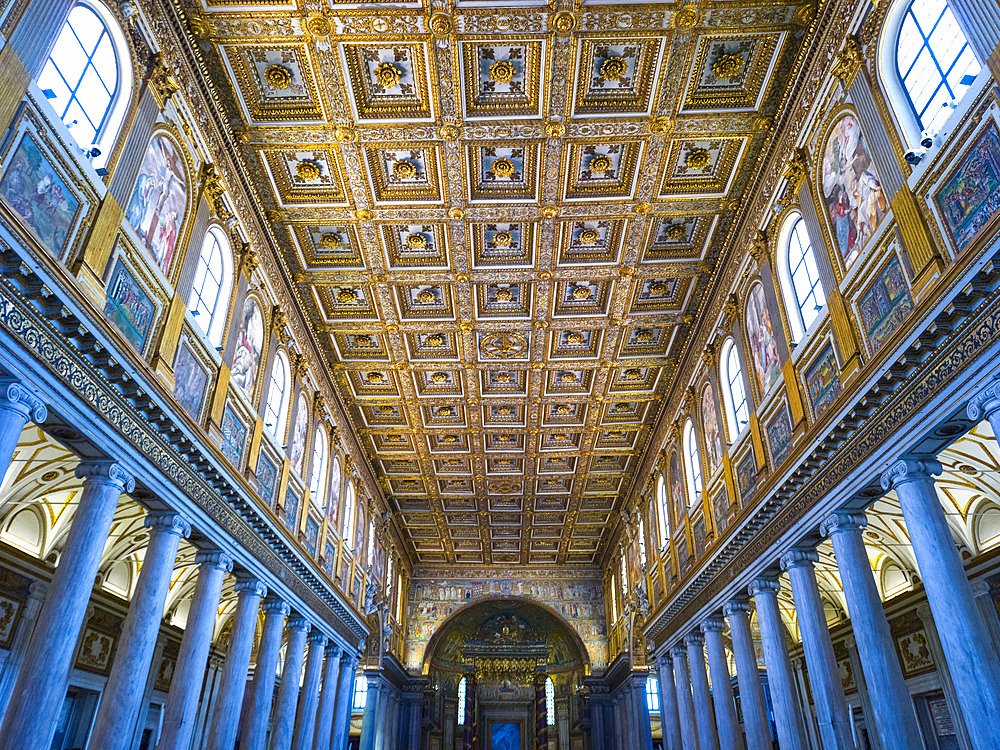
[308,631,327,646]
[235,578,267,599]
[0,378,47,423]
[779,547,818,571]
[669,644,687,659]
[970,578,994,597]
[657,655,671,668]
[145,511,192,539]
[722,598,751,617]
[967,375,1000,421]
[819,510,868,538]
[75,459,135,493]
[326,643,342,658]
[684,631,704,646]
[748,575,781,598]
[195,550,234,572]
[263,598,291,617]
[880,458,942,491]
[700,617,726,633]
[287,616,311,633]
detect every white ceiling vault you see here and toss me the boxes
[186,0,816,566]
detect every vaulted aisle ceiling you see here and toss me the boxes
[188,0,816,567]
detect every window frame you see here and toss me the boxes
[720,338,750,439]
[187,226,234,348]
[777,212,825,342]
[352,674,368,710]
[264,350,291,440]
[545,676,555,727]
[307,425,329,511]
[683,419,703,507]
[646,677,660,712]
[342,481,357,548]
[457,676,467,725]
[656,473,670,547]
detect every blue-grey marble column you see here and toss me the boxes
[90,513,191,750]
[702,618,744,750]
[157,550,233,750]
[780,549,853,750]
[359,673,382,750]
[0,579,46,716]
[0,379,45,473]
[292,631,327,750]
[724,599,771,750]
[330,655,359,750]
[821,511,923,749]
[0,460,132,750]
[312,644,342,750]
[656,655,682,750]
[204,578,267,750]
[240,598,290,750]
[629,673,654,750]
[686,632,720,750]
[882,458,1000,749]
[671,645,699,750]
[272,617,311,750]
[749,577,808,750]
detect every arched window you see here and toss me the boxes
[637,515,647,567]
[366,518,376,567]
[683,419,703,505]
[619,555,628,595]
[646,677,660,712]
[609,578,617,618]
[892,0,981,136]
[38,1,133,164]
[778,214,825,341]
[187,227,234,348]
[264,350,290,439]
[720,339,749,439]
[342,481,356,548]
[457,676,467,725]
[656,474,670,545]
[545,677,555,726]
[308,427,328,510]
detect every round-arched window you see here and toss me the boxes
[264,350,290,439]
[656,474,670,545]
[187,227,234,348]
[683,419,703,506]
[777,213,825,341]
[720,339,750,439]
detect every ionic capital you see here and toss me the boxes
[235,578,268,600]
[722,598,751,618]
[880,458,942,491]
[263,598,291,617]
[326,643,343,658]
[967,375,1000,422]
[195,550,235,573]
[819,510,868,538]
[287,616,312,633]
[779,547,818,571]
[684,631,704,647]
[146,511,192,539]
[308,631,328,646]
[748,576,781,598]
[0,378,47,423]
[700,617,726,634]
[76,460,135,493]
[669,645,687,659]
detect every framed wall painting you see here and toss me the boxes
[305,515,320,557]
[172,335,209,421]
[736,451,757,504]
[934,120,1000,252]
[804,343,842,419]
[220,403,248,469]
[857,254,913,354]
[255,450,279,507]
[765,401,793,465]
[745,283,782,395]
[711,486,731,534]
[125,133,188,276]
[283,486,300,534]
[230,295,265,399]
[104,259,157,354]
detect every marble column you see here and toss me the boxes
[292,631,327,750]
[821,511,923,749]
[0,460,133,750]
[628,673,655,750]
[749,577,808,750]
[330,655,358,750]
[312,644,342,750]
[359,674,382,750]
[780,549,853,750]
[970,579,1000,654]
[882,458,1000,749]
[204,578,267,750]
[272,617,311,750]
[686,633,720,750]
[406,693,422,750]
[724,599,771,750]
[656,655,682,750]
[157,550,233,750]
[702,618,744,750]
[0,379,45,474]
[240,598,290,750]
[0,579,46,716]
[90,513,191,750]
[671,645,699,750]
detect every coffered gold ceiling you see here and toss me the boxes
[187,0,814,566]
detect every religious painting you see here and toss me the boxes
[736,452,757,503]
[934,122,1000,251]
[125,135,187,275]
[230,297,264,398]
[220,404,247,468]
[255,451,278,507]
[821,113,886,262]
[692,516,707,558]
[711,487,731,534]
[290,393,308,475]
[0,132,80,255]
[766,402,793,465]
[327,458,342,522]
[489,720,522,750]
[104,260,156,353]
[677,533,691,575]
[858,255,914,353]
[323,541,336,576]
[745,284,781,394]
[305,515,320,557]
[283,487,300,533]
[669,450,685,523]
[701,383,724,475]
[172,338,208,420]
[805,344,841,419]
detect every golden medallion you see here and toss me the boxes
[263,64,292,89]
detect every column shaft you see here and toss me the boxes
[822,512,923,749]
[204,579,267,750]
[629,674,655,750]
[157,551,232,750]
[271,618,311,750]
[781,550,853,750]
[312,645,342,750]
[240,599,289,750]
[656,656,682,750]
[0,380,46,479]
[330,657,358,750]
[0,580,46,716]
[702,619,744,750]
[687,634,720,750]
[90,513,190,750]
[883,459,1000,750]
[671,646,699,750]
[0,461,132,750]
[359,675,381,750]
[725,599,771,750]
[750,579,808,750]
[292,632,327,750]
